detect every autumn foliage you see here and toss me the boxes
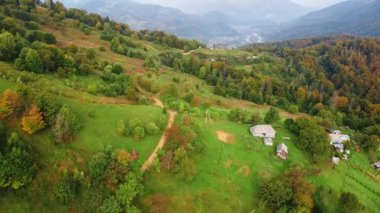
[0,89,21,120]
[21,105,46,135]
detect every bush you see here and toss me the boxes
[54,171,85,204]
[112,64,124,74]
[138,96,149,105]
[116,120,126,136]
[339,192,363,213]
[133,126,145,140]
[146,123,159,135]
[89,149,112,181]
[97,196,122,213]
[53,106,80,143]
[264,107,280,124]
[87,84,98,94]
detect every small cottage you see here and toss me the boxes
[332,157,340,165]
[277,143,288,160]
[329,130,350,144]
[250,125,276,138]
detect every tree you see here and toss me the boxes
[285,167,315,210]
[25,49,43,73]
[260,178,293,210]
[299,126,330,163]
[54,171,85,204]
[173,146,197,181]
[89,149,112,181]
[53,106,80,143]
[264,107,280,124]
[0,133,36,190]
[339,192,363,213]
[97,196,122,213]
[116,172,144,212]
[0,32,16,61]
[132,126,145,140]
[0,90,21,120]
[146,122,159,135]
[21,104,46,134]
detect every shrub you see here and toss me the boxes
[89,149,112,181]
[138,96,149,105]
[133,126,145,140]
[339,192,363,213]
[53,106,80,143]
[146,123,159,135]
[112,64,124,74]
[54,171,85,204]
[116,120,126,136]
[87,84,98,94]
[97,196,122,213]
[264,107,280,124]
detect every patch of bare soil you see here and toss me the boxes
[237,165,251,177]
[217,131,236,144]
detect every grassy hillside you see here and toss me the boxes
[0,2,378,213]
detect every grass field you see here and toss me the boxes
[140,109,379,212]
[140,112,311,212]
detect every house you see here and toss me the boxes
[277,143,288,160]
[332,157,340,165]
[332,142,344,153]
[264,138,273,146]
[329,130,350,144]
[374,162,380,171]
[250,125,276,138]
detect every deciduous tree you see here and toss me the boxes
[21,104,46,134]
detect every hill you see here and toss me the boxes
[0,1,379,213]
[270,0,380,41]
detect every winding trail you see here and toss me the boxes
[138,85,177,173]
[140,109,176,173]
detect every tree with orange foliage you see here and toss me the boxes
[331,91,349,110]
[21,105,46,134]
[0,89,21,120]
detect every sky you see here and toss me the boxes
[133,0,346,9]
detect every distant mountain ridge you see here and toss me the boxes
[61,0,308,46]
[270,0,380,41]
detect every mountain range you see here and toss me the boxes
[61,0,308,45]
[270,0,380,41]
[61,0,380,45]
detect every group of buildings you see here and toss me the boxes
[249,125,380,172]
[250,125,288,160]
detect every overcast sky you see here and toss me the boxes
[133,0,346,9]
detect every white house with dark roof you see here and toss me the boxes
[250,125,276,138]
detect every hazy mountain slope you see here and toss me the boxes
[70,0,238,42]
[270,0,380,41]
[61,0,309,45]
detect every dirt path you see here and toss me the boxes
[140,109,176,173]
[137,84,177,173]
